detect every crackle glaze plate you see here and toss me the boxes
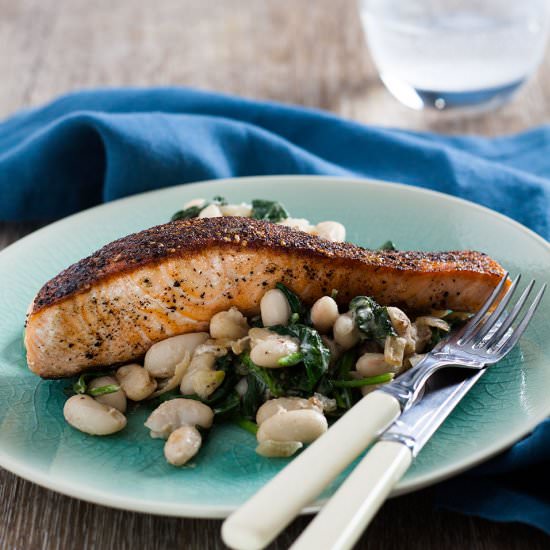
[0,176,549,518]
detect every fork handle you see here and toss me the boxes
[290,441,412,550]
[221,391,401,550]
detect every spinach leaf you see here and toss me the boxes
[251,199,289,222]
[171,196,227,221]
[148,388,182,406]
[73,375,89,394]
[201,354,239,406]
[235,418,259,435]
[212,196,228,206]
[213,392,240,416]
[331,373,394,387]
[269,324,330,391]
[72,372,113,395]
[171,205,204,221]
[349,296,396,341]
[378,240,397,251]
[277,351,303,367]
[241,371,267,419]
[88,384,120,397]
[240,353,284,398]
[429,327,446,348]
[335,348,357,379]
[275,282,306,323]
[249,315,264,328]
[331,349,357,410]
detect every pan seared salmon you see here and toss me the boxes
[25,217,507,378]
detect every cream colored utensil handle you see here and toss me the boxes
[290,440,412,550]
[221,391,401,550]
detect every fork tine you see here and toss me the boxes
[458,272,509,343]
[493,283,546,357]
[461,274,519,345]
[484,279,535,350]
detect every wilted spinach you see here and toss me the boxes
[240,353,284,398]
[330,349,356,410]
[213,393,240,416]
[378,240,397,251]
[275,282,306,324]
[331,373,394,388]
[269,324,330,392]
[72,372,120,396]
[171,196,228,221]
[251,199,289,222]
[349,296,396,342]
[196,354,239,407]
[240,371,267,420]
[235,418,259,435]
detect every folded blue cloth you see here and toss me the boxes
[0,88,549,532]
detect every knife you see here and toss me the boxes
[289,368,486,550]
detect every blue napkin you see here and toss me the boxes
[0,88,549,532]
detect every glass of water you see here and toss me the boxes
[359,0,550,111]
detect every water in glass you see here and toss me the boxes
[359,0,550,111]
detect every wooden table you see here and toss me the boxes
[1,1,548,548]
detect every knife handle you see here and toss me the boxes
[290,441,412,550]
[221,391,401,550]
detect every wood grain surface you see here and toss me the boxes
[1,0,549,548]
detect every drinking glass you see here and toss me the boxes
[359,0,550,111]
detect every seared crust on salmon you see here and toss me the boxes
[26,217,507,378]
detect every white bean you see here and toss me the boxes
[64,395,127,436]
[333,312,360,349]
[260,288,291,327]
[256,440,303,458]
[356,353,395,377]
[311,393,337,413]
[279,218,314,233]
[257,409,328,444]
[231,336,251,355]
[310,296,339,333]
[192,369,225,399]
[164,425,202,466]
[198,204,222,218]
[313,221,346,242]
[144,398,214,439]
[386,307,417,354]
[210,307,249,339]
[88,376,127,412]
[149,353,191,399]
[384,335,408,368]
[116,364,157,401]
[256,397,321,426]
[386,307,411,336]
[220,203,253,217]
[250,335,299,368]
[179,351,217,395]
[248,328,274,345]
[145,333,209,378]
[415,316,451,332]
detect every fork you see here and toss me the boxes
[222,274,546,550]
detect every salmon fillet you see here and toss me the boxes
[25,217,507,378]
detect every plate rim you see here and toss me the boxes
[0,174,548,517]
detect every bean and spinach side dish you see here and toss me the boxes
[59,197,469,467]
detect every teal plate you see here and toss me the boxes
[0,176,549,517]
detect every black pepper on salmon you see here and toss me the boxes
[25,217,507,378]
